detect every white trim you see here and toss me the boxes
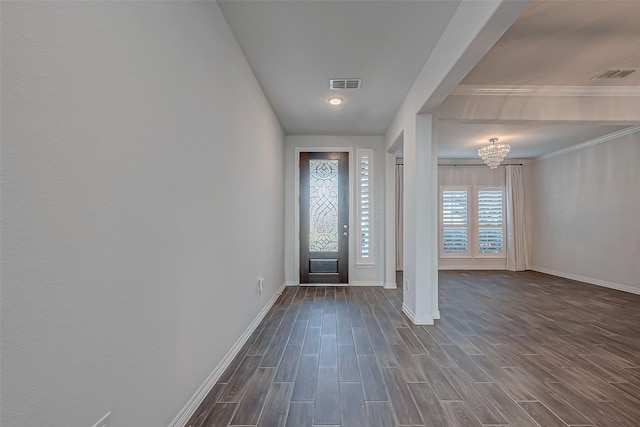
[451,85,640,97]
[295,147,354,285]
[530,266,640,296]
[91,412,111,427]
[383,282,397,289]
[350,280,383,287]
[356,149,375,265]
[537,126,640,160]
[170,283,287,427]
[301,283,349,287]
[285,281,297,287]
[402,303,416,322]
[439,254,473,259]
[438,265,505,270]
[402,303,434,325]
[438,158,532,166]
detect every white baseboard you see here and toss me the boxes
[285,281,297,287]
[439,258,506,270]
[402,303,434,325]
[530,266,640,296]
[383,282,397,289]
[301,283,349,287]
[350,280,383,287]
[438,265,506,270]
[170,283,287,427]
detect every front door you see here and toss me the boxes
[300,152,349,284]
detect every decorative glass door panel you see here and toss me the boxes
[309,159,339,252]
[300,153,349,284]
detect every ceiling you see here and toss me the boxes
[437,122,629,159]
[460,1,640,87]
[219,0,640,158]
[218,0,460,135]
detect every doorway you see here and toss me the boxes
[299,152,349,284]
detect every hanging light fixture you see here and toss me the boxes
[478,138,510,169]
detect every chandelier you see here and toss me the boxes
[478,138,510,169]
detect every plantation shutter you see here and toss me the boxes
[478,190,503,253]
[442,190,468,253]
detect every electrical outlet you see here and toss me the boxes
[258,278,264,294]
[91,411,111,427]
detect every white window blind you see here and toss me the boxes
[357,150,374,264]
[478,190,504,254]
[442,190,468,254]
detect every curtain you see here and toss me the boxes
[395,163,404,271]
[505,165,529,271]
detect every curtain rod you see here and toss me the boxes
[437,163,524,167]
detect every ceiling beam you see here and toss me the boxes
[437,94,640,124]
[385,0,530,148]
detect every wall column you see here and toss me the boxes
[384,151,397,289]
[429,117,440,320]
[402,113,438,324]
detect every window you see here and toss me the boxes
[477,190,504,254]
[357,150,374,264]
[440,186,505,258]
[441,189,468,255]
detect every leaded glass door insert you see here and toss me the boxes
[309,159,339,252]
[300,152,349,284]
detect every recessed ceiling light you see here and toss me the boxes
[328,96,343,106]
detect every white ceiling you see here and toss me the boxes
[460,0,640,87]
[218,0,460,135]
[219,0,640,158]
[437,0,640,159]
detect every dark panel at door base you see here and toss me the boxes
[310,259,339,274]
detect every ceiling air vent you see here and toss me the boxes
[592,69,636,80]
[330,79,362,90]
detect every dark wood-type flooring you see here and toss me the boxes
[187,271,640,426]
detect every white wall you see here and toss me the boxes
[1,2,284,426]
[284,135,385,285]
[438,165,507,270]
[528,131,640,293]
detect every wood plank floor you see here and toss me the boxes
[186,271,640,427]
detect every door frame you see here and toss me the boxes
[295,147,354,285]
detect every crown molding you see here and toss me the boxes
[537,125,640,160]
[437,158,532,166]
[451,85,640,97]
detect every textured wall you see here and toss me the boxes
[1,2,284,426]
[529,131,640,292]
